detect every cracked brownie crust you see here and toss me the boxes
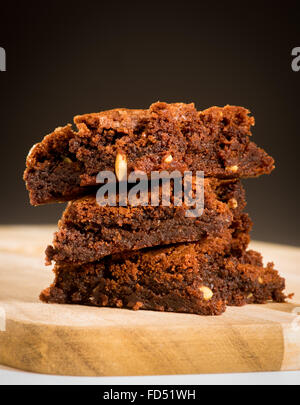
[24,102,274,205]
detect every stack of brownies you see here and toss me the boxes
[24,102,287,315]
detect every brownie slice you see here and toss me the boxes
[24,102,274,205]
[45,179,247,264]
[40,229,286,316]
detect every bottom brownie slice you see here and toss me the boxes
[40,229,286,316]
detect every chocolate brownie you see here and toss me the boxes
[45,179,247,264]
[24,102,274,205]
[40,229,286,316]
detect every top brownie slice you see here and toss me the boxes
[24,101,274,205]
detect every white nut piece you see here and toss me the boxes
[115,152,127,181]
[164,154,173,163]
[199,286,213,300]
[247,293,253,299]
[228,198,238,209]
[225,165,238,173]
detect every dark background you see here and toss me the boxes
[0,1,299,245]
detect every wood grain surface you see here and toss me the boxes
[0,226,299,376]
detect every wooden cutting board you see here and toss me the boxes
[0,225,299,376]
